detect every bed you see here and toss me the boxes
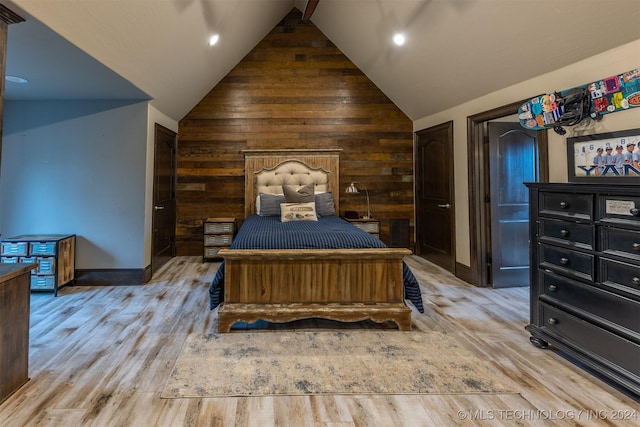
[209,149,424,332]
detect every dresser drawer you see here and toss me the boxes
[539,244,594,282]
[599,258,640,296]
[204,235,233,246]
[600,226,640,262]
[599,194,640,228]
[1,242,28,256]
[31,275,56,290]
[539,271,640,334]
[539,218,594,250]
[204,222,235,234]
[353,222,380,233]
[203,247,223,258]
[541,303,640,376]
[21,257,56,275]
[539,192,592,221]
[29,242,57,256]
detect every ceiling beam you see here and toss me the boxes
[302,0,319,21]
[0,4,25,25]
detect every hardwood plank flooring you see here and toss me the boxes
[0,256,637,426]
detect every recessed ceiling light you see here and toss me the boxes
[5,75,28,83]
[208,34,219,47]
[393,33,405,46]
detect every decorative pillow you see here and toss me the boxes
[280,202,318,222]
[315,192,335,216]
[258,193,286,216]
[283,183,315,203]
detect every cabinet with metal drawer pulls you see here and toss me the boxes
[0,234,76,297]
[526,183,639,396]
[203,218,236,261]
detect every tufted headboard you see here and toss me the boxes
[243,149,342,218]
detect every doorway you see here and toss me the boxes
[152,124,177,274]
[415,121,455,273]
[468,102,548,287]
[488,121,539,287]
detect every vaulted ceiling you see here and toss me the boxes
[4,0,640,122]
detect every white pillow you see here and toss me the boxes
[280,202,318,222]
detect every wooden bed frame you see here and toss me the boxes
[217,149,412,332]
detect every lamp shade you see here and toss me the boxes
[345,182,371,219]
[345,182,359,194]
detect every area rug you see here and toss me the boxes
[161,330,513,398]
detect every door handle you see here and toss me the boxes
[154,206,165,211]
[437,204,451,208]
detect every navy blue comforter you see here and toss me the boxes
[209,215,424,312]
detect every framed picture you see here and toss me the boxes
[567,128,640,183]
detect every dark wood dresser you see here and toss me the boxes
[0,264,35,404]
[526,183,639,396]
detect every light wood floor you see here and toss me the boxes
[0,256,637,426]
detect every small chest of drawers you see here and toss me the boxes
[203,218,236,261]
[344,218,380,238]
[526,183,639,396]
[0,234,76,296]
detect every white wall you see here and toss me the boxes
[414,39,640,268]
[1,100,149,269]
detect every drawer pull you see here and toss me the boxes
[548,318,558,325]
[632,243,640,251]
[632,277,640,286]
[560,229,569,237]
[630,208,640,216]
[560,257,569,265]
[548,284,557,292]
[559,201,569,209]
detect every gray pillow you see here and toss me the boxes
[315,192,335,216]
[258,193,286,216]
[283,183,315,203]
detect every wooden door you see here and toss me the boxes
[152,124,177,274]
[468,101,548,288]
[488,122,538,288]
[415,121,455,272]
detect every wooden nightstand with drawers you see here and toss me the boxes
[203,218,236,261]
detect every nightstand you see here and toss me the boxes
[344,218,380,238]
[203,218,236,261]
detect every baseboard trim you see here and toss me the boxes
[455,262,472,284]
[75,265,152,286]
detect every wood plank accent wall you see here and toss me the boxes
[177,8,414,255]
